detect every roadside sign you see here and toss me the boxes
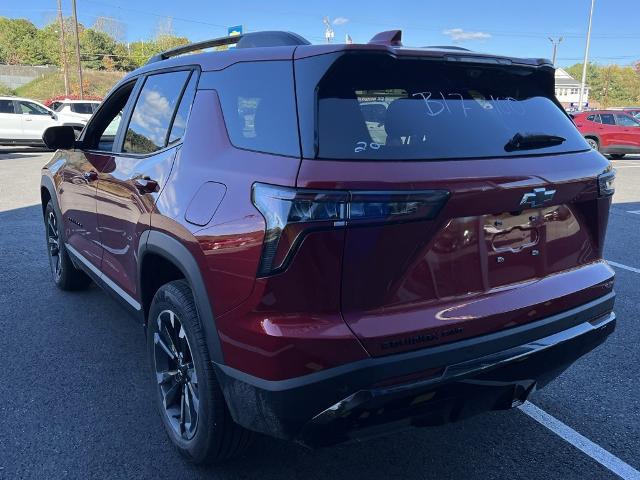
[228,25,243,37]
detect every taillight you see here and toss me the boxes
[252,183,449,276]
[598,169,615,197]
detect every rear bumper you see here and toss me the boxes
[214,292,615,447]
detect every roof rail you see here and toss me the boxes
[146,31,310,64]
[423,45,472,52]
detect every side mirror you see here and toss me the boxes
[42,125,77,150]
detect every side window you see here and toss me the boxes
[19,101,49,115]
[83,80,137,152]
[123,70,190,154]
[600,114,615,125]
[167,72,198,145]
[50,102,62,111]
[71,103,96,115]
[0,100,15,114]
[614,114,640,127]
[209,61,299,156]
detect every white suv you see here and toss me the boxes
[0,96,86,146]
[50,99,100,124]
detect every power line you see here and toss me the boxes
[83,0,228,29]
[77,0,640,41]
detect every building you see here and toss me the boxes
[555,68,589,110]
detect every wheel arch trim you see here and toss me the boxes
[138,230,224,364]
[40,175,60,214]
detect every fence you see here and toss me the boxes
[0,65,58,90]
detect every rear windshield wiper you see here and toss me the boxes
[504,133,566,152]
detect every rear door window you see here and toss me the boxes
[123,70,190,154]
[71,103,96,114]
[167,72,198,145]
[600,114,615,125]
[305,54,588,160]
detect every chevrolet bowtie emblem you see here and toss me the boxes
[520,187,556,208]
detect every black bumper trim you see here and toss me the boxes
[214,292,615,443]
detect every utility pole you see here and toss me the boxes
[71,0,84,99]
[578,0,595,111]
[548,36,563,65]
[57,0,70,96]
[602,66,612,109]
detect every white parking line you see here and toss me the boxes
[520,402,640,479]
[608,261,640,274]
[627,210,640,215]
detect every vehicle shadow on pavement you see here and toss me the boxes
[0,147,52,160]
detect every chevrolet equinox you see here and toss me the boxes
[40,30,617,463]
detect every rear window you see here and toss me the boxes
[202,61,299,157]
[310,54,588,160]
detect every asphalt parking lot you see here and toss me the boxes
[0,148,638,480]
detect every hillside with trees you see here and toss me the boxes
[566,63,640,108]
[0,16,189,71]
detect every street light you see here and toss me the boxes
[578,0,596,111]
[548,36,563,65]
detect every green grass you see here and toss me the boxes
[15,70,125,102]
[0,82,15,96]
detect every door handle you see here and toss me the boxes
[83,170,98,182]
[134,178,159,194]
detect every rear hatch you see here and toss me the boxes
[294,50,615,357]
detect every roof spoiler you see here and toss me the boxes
[146,31,310,64]
[368,30,403,47]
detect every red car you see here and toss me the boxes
[573,109,640,158]
[40,30,616,463]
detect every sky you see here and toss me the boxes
[3,0,640,67]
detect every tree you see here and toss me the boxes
[0,18,51,65]
[566,63,640,107]
[80,28,118,70]
[127,35,189,68]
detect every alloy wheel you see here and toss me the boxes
[153,309,200,440]
[586,138,598,150]
[46,210,62,280]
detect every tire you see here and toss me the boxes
[147,280,252,464]
[585,137,599,151]
[609,154,625,159]
[44,201,91,290]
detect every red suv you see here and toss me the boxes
[40,30,616,463]
[573,109,640,158]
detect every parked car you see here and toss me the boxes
[50,99,101,125]
[0,96,85,146]
[40,30,616,464]
[573,109,640,158]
